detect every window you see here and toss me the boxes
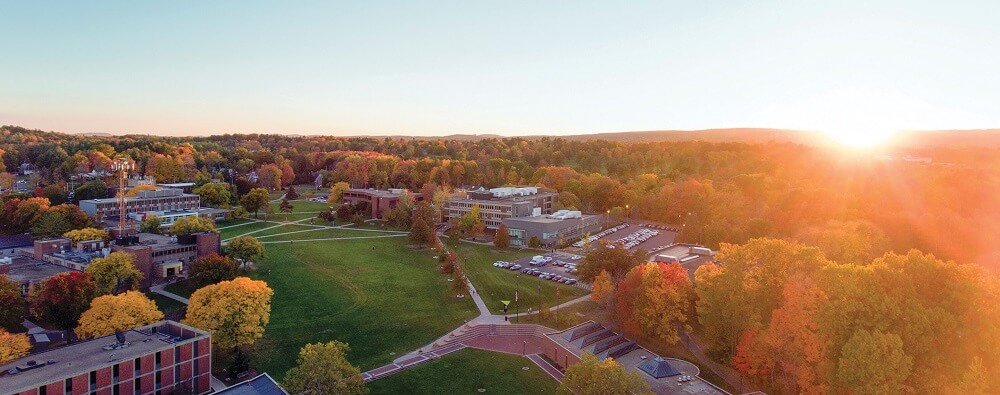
[155,352,161,369]
[155,371,161,389]
[65,378,73,393]
[39,385,46,395]
[174,346,180,362]
[174,366,180,383]
[113,384,120,395]
[134,357,142,376]
[90,370,97,391]
[134,377,141,393]
[113,363,120,383]
[193,340,199,357]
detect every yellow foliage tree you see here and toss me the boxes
[75,291,164,339]
[169,216,217,235]
[591,269,614,306]
[63,227,109,243]
[85,251,143,295]
[0,329,31,364]
[559,353,651,395]
[183,277,273,350]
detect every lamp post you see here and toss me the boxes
[110,159,133,238]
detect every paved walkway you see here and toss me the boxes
[527,353,564,381]
[150,284,190,304]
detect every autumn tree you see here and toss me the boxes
[0,275,23,330]
[225,236,265,271]
[240,188,270,218]
[590,270,614,306]
[694,238,828,358]
[559,353,651,395]
[279,198,294,219]
[64,227,108,243]
[283,341,367,395]
[614,263,692,344]
[86,251,143,295]
[494,223,511,249]
[328,182,350,204]
[40,184,67,205]
[577,244,644,283]
[75,291,164,339]
[835,329,913,394]
[257,164,282,190]
[169,215,217,235]
[192,182,233,208]
[191,253,239,285]
[29,272,97,330]
[0,329,30,364]
[183,277,273,350]
[527,236,542,248]
[451,264,469,295]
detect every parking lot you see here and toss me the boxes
[492,251,589,289]
[570,220,679,255]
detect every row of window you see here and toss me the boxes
[40,342,203,395]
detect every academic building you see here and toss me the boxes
[444,187,557,229]
[0,321,213,395]
[78,188,200,220]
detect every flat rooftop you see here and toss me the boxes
[0,321,210,393]
[2,256,76,283]
[345,189,407,198]
[505,214,600,224]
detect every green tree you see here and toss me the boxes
[0,275,23,331]
[191,253,239,285]
[169,216,217,235]
[559,353,651,395]
[527,236,542,249]
[279,198,294,220]
[409,216,433,245]
[283,341,367,395]
[73,179,108,202]
[85,251,143,295]
[240,188,270,218]
[577,244,644,283]
[225,236,265,271]
[494,223,511,249]
[285,185,299,200]
[192,182,233,208]
[835,329,913,394]
[41,184,67,205]
[140,215,163,234]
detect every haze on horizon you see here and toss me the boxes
[2,1,999,138]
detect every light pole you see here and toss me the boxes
[111,159,134,238]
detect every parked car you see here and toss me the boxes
[510,264,522,270]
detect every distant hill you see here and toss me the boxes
[889,129,1000,148]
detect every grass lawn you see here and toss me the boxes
[268,199,330,213]
[147,292,187,320]
[220,221,277,240]
[259,228,404,243]
[250,239,479,380]
[447,240,589,314]
[163,278,203,299]
[367,348,559,395]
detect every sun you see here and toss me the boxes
[825,129,894,148]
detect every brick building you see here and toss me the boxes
[0,321,213,395]
[78,188,200,220]
[444,187,557,229]
[341,189,422,219]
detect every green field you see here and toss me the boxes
[268,199,330,213]
[162,278,202,299]
[249,239,479,379]
[367,348,559,394]
[147,292,187,320]
[219,221,277,240]
[447,241,589,314]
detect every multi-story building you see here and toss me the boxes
[0,320,213,395]
[29,231,220,288]
[503,210,603,247]
[342,189,422,219]
[444,187,557,229]
[78,188,200,220]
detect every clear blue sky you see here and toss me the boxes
[2,1,998,137]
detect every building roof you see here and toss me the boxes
[504,213,600,225]
[345,188,413,199]
[0,321,210,394]
[1,256,76,284]
[639,357,681,378]
[0,235,34,250]
[215,373,289,395]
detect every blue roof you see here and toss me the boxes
[214,373,288,395]
[638,357,681,378]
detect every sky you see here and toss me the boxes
[2,1,999,137]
